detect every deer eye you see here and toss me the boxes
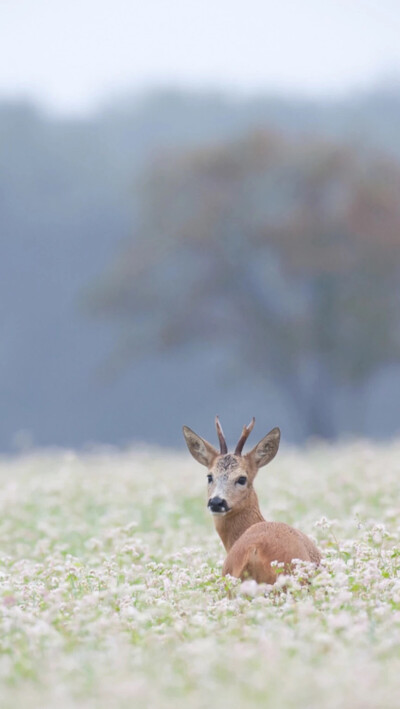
[236,476,247,486]
[207,474,213,484]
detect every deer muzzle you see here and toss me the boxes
[207,496,229,515]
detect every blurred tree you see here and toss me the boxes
[88,132,400,438]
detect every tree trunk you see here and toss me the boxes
[305,366,337,440]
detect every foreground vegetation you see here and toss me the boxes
[0,440,399,707]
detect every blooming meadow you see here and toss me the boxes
[0,440,400,708]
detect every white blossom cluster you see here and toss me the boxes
[0,440,399,708]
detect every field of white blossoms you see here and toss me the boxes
[0,440,400,708]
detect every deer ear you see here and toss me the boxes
[246,427,280,469]
[182,426,218,467]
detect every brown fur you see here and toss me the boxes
[222,521,321,583]
[182,420,321,585]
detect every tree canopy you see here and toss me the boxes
[89,130,400,438]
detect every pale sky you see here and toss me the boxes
[1,0,400,115]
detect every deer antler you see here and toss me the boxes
[215,416,228,454]
[235,417,255,455]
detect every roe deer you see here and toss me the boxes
[182,417,321,584]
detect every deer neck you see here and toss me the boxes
[213,488,265,552]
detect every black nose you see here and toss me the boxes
[208,496,228,513]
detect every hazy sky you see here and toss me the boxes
[1,0,400,114]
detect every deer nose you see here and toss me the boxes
[208,496,228,514]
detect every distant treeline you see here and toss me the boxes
[2,87,400,450]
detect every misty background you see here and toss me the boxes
[1,0,400,451]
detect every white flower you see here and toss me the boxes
[239,580,258,597]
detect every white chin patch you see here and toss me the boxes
[209,509,228,516]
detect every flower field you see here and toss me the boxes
[0,440,400,708]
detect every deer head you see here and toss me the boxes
[182,417,280,516]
